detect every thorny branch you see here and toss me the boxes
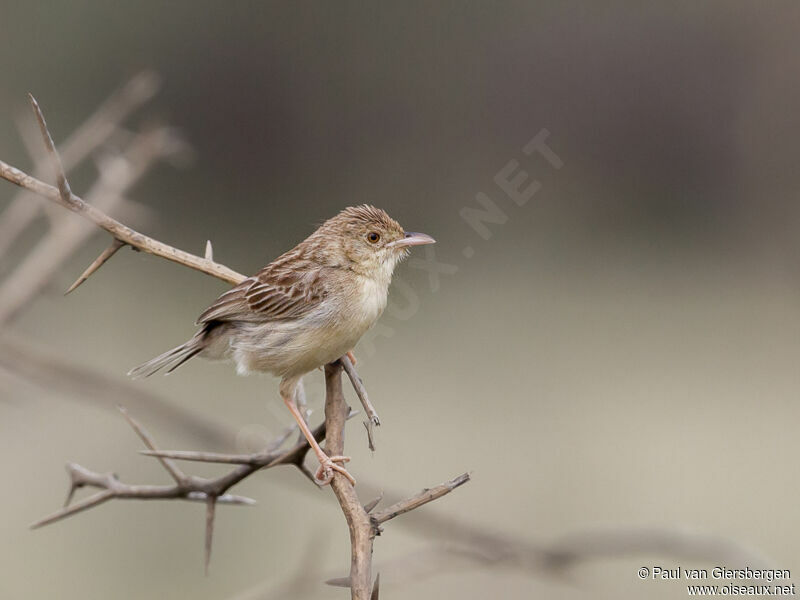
[30,406,335,573]
[0,98,244,287]
[0,90,469,598]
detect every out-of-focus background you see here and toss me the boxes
[1,2,799,598]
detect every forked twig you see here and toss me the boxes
[0,71,159,258]
[0,130,245,285]
[29,406,334,569]
[0,125,185,325]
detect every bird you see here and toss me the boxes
[129,205,435,486]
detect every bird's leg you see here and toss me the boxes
[346,350,357,366]
[280,381,355,486]
[293,379,310,446]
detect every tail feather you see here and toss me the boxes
[164,347,203,374]
[128,335,204,379]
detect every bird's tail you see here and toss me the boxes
[128,333,205,378]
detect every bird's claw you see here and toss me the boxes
[315,455,355,486]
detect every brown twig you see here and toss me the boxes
[370,473,470,527]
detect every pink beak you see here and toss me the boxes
[388,231,436,248]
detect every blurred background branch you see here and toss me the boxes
[0,71,160,259]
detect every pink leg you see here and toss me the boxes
[281,379,355,486]
[346,350,357,366]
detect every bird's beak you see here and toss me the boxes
[388,232,436,248]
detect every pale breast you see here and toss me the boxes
[353,274,389,329]
[228,271,390,378]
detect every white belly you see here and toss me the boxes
[225,274,389,377]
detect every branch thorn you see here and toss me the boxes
[204,496,217,575]
[363,492,384,514]
[118,406,185,484]
[371,573,381,599]
[65,238,125,294]
[27,94,73,203]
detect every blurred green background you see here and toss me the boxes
[1,1,799,598]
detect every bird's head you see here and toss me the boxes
[317,205,435,279]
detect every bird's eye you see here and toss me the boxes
[367,232,380,244]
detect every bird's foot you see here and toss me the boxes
[346,350,357,366]
[315,454,355,486]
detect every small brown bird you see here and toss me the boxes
[130,205,434,485]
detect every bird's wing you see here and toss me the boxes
[196,264,326,324]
